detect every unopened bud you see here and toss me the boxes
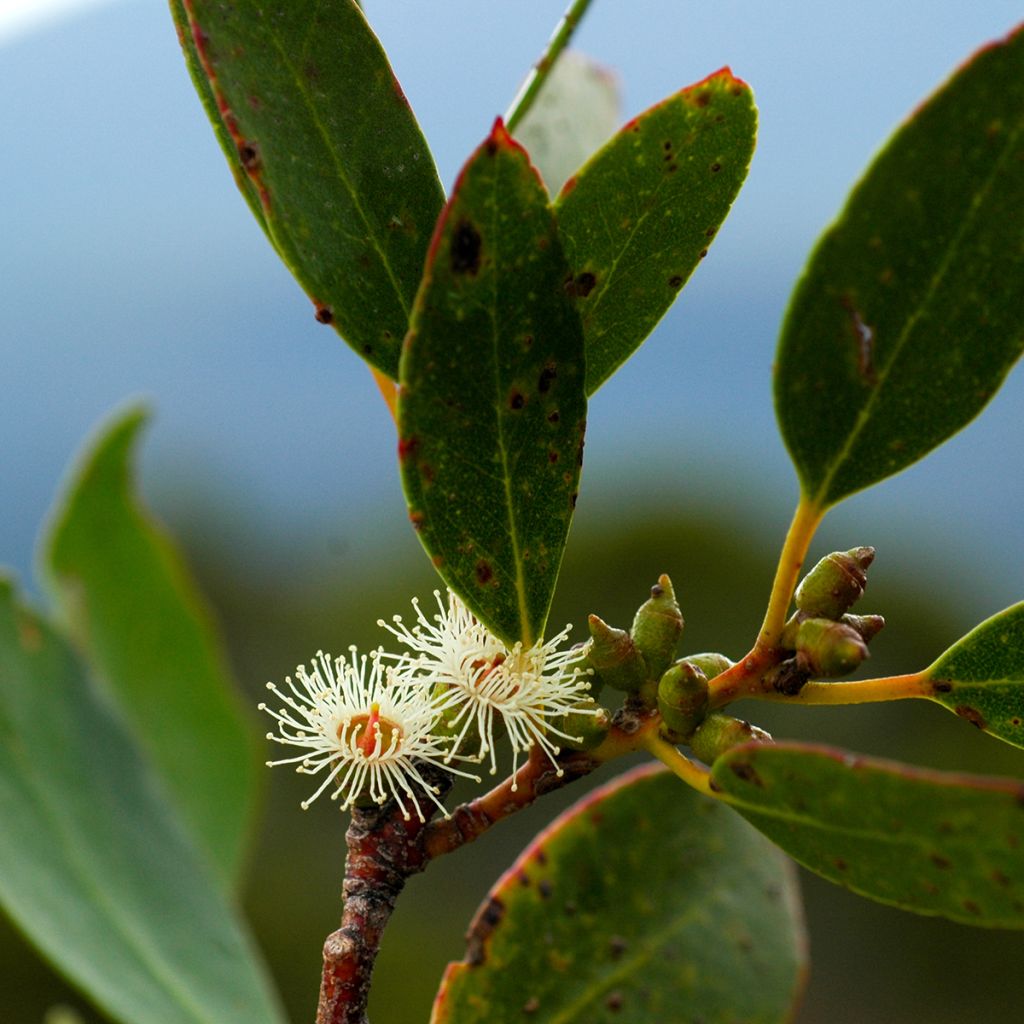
[690,713,772,764]
[631,574,684,679]
[551,701,612,751]
[796,617,869,677]
[657,660,709,737]
[795,547,875,620]
[586,614,647,691]
[841,613,885,644]
[683,651,734,680]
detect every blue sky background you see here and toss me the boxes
[3,0,1022,617]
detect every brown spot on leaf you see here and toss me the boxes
[398,436,420,462]
[606,992,624,1012]
[509,391,526,410]
[841,295,877,384]
[538,879,553,900]
[409,510,425,532]
[523,997,540,1015]
[547,411,560,424]
[930,853,952,870]
[992,869,1012,888]
[931,680,953,694]
[963,899,983,916]
[534,849,548,866]
[475,560,494,585]
[698,248,708,258]
[834,858,848,872]
[313,304,334,325]
[730,761,764,787]
[538,363,558,393]
[669,275,684,289]
[466,896,505,965]
[571,271,597,298]
[694,91,712,108]
[237,140,260,171]
[451,220,482,275]
[548,451,559,463]
[705,226,718,238]
[955,705,987,730]
[609,936,628,960]
[710,161,722,173]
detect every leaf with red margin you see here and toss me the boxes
[171,0,444,378]
[554,68,757,395]
[924,602,1024,750]
[399,120,587,646]
[775,25,1024,508]
[711,741,1024,928]
[432,764,806,1024]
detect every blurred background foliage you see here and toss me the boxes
[4,1,1024,1022]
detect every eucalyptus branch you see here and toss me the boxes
[755,497,824,652]
[504,0,597,133]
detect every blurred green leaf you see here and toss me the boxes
[775,26,1024,508]
[432,764,806,1024]
[554,68,757,395]
[43,408,258,885]
[514,50,621,196]
[925,602,1024,750]
[173,0,444,377]
[0,581,285,1024]
[711,741,1024,928]
[399,121,587,646]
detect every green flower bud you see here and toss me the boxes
[841,613,885,644]
[683,651,734,681]
[657,660,709,737]
[690,713,772,764]
[796,617,869,677]
[550,700,612,751]
[794,547,875,620]
[631,574,684,679]
[586,614,647,691]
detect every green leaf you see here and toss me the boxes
[925,602,1024,750]
[43,408,258,885]
[775,26,1024,508]
[432,764,806,1024]
[0,581,285,1024]
[168,0,270,239]
[174,0,445,377]
[399,121,587,645]
[514,50,621,197]
[554,68,757,395]
[711,741,1024,928]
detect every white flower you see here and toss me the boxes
[259,647,478,821]
[379,590,594,786]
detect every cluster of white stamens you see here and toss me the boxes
[259,646,477,820]
[260,591,595,815]
[380,591,595,786]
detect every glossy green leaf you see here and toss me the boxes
[399,121,587,645]
[43,408,258,885]
[711,741,1024,928]
[0,581,285,1024]
[775,26,1024,508]
[925,602,1024,750]
[514,50,621,196]
[554,68,757,394]
[432,764,806,1024]
[173,0,445,377]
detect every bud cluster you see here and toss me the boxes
[770,547,885,695]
